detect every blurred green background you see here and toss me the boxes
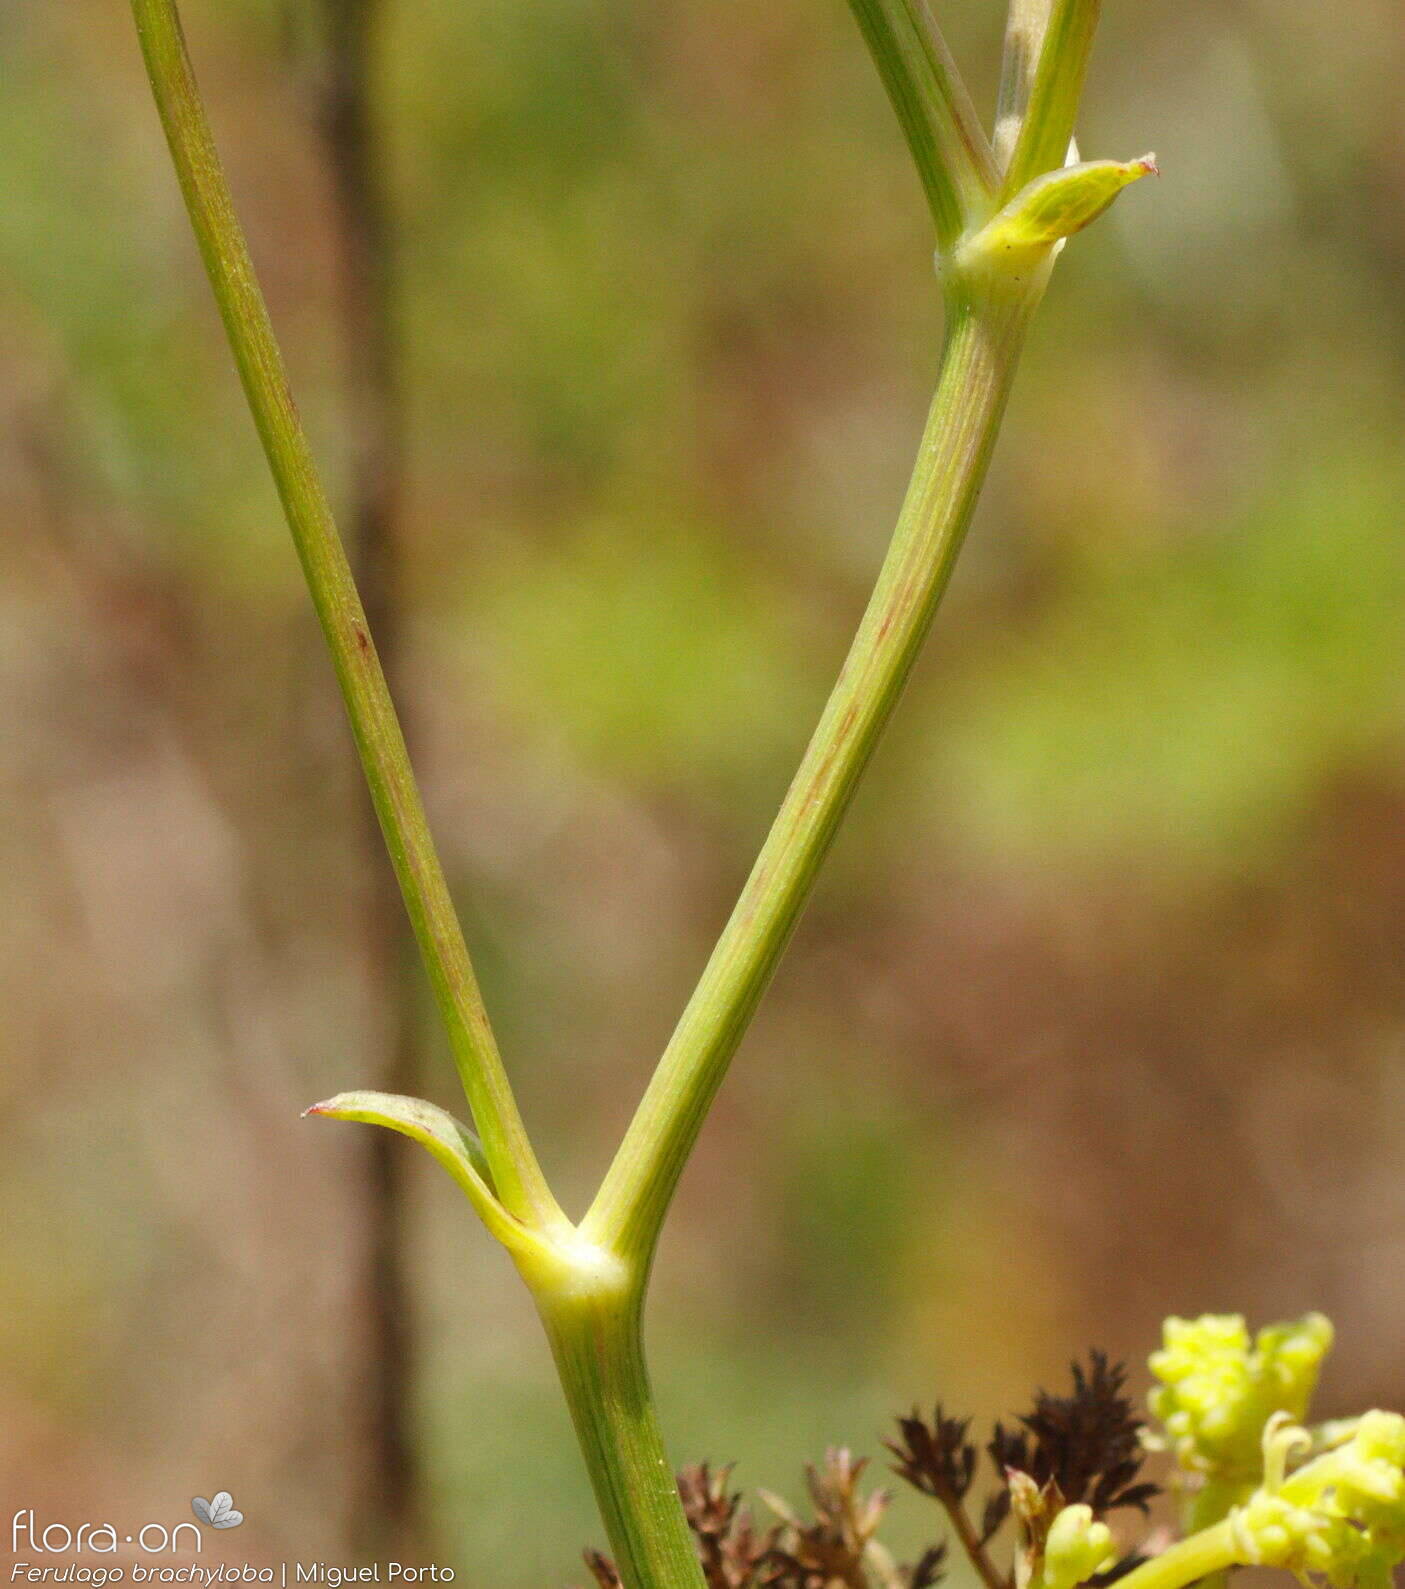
[4,0,1405,1582]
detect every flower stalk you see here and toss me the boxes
[123,0,1155,1581]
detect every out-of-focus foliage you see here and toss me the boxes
[3,0,1405,1585]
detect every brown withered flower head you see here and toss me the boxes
[887,1407,977,1507]
[763,1449,945,1589]
[988,1351,1158,1520]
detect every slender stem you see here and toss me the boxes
[1000,0,1102,201]
[538,1274,706,1589]
[940,1494,1012,1589]
[127,0,562,1230]
[1111,1523,1238,1589]
[995,0,1053,169]
[846,0,998,249]
[586,280,1039,1266]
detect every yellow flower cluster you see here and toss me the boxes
[1229,1411,1405,1589]
[1149,1313,1334,1477]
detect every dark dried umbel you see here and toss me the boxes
[990,1352,1159,1520]
[887,1411,1006,1589]
[888,1408,978,1508]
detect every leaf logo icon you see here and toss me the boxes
[191,1493,244,1529]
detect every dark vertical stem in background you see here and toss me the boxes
[312,0,424,1558]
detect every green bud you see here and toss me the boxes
[1042,1504,1117,1589]
[1149,1313,1334,1478]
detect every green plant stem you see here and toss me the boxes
[126,0,562,1232]
[537,1269,706,1589]
[1112,1523,1238,1589]
[587,276,1042,1268]
[845,0,997,248]
[1001,0,1101,200]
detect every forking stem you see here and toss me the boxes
[123,0,1125,1580]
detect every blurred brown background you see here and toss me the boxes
[4,0,1405,1582]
